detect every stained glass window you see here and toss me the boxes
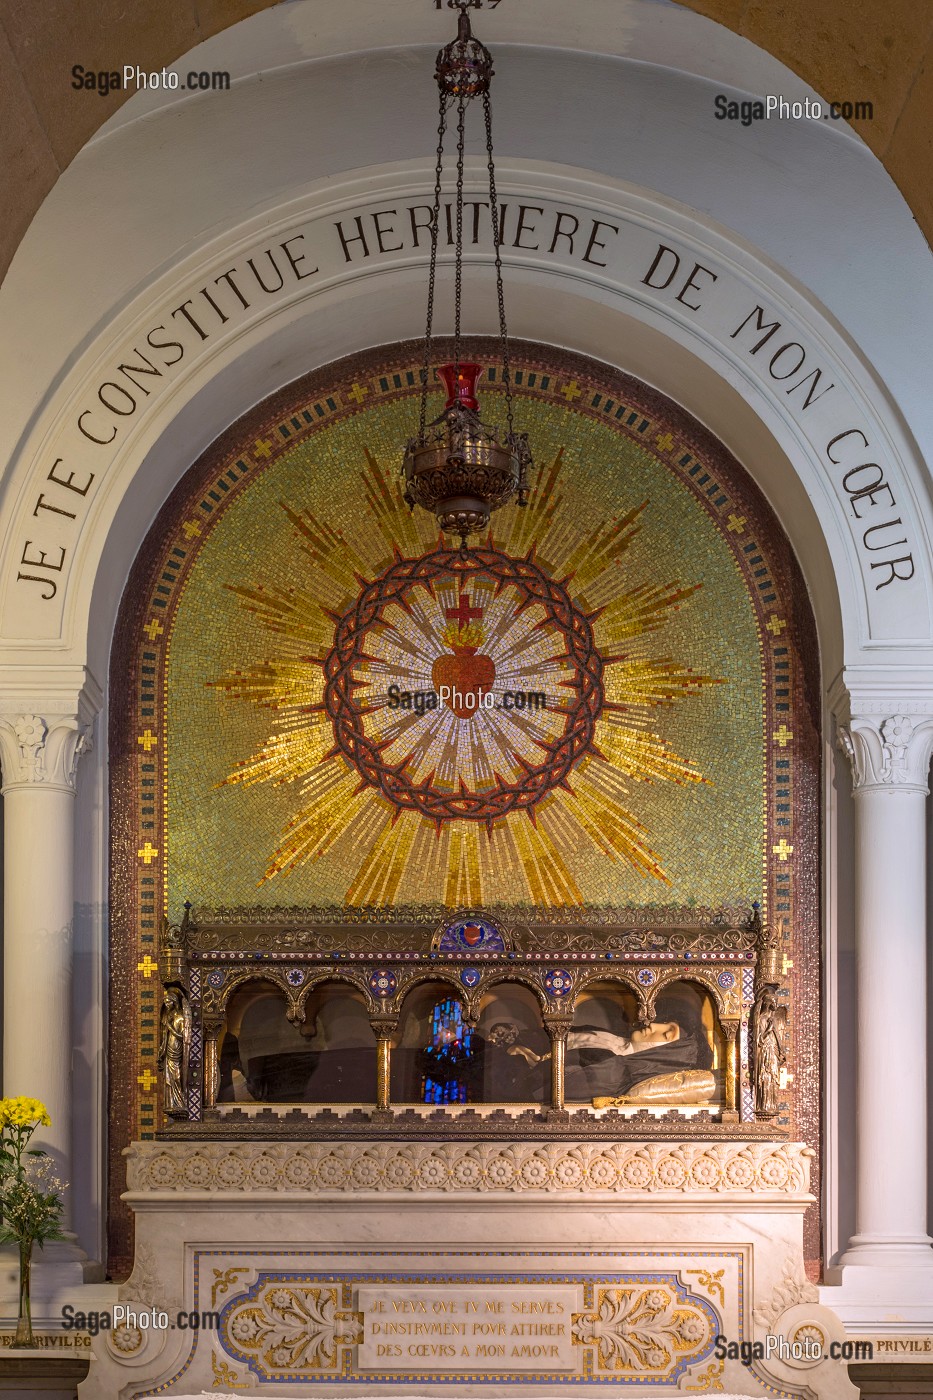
[422,997,473,1104]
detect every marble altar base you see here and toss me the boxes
[79,1138,856,1400]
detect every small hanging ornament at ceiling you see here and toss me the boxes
[402,0,533,548]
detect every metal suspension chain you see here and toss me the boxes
[419,92,450,441]
[452,91,467,382]
[483,88,513,437]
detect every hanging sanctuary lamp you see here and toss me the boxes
[402,0,533,547]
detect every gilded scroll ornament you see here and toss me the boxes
[210,1351,248,1389]
[225,1285,362,1376]
[572,1284,712,1375]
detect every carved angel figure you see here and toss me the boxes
[158,987,191,1115]
[753,988,786,1116]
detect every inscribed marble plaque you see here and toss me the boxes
[357,1285,577,1371]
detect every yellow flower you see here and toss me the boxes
[0,1097,51,1130]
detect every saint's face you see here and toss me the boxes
[630,1020,681,1050]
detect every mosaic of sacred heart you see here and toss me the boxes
[207,447,718,905]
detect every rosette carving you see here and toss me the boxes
[127,1139,812,1197]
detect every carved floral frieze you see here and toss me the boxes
[126,1138,812,1196]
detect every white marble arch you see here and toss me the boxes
[0,0,931,1339]
[6,159,933,669]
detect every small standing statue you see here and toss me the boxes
[159,985,191,1117]
[753,987,786,1117]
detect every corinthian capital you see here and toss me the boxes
[0,713,93,793]
[838,713,933,794]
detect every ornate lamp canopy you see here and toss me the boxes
[402,0,533,547]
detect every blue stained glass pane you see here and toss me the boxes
[422,997,473,1104]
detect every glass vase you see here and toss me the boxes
[11,1239,34,1347]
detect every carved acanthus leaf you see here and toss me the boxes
[838,712,933,793]
[119,1242,182,1315]
[752,1260,818,1330]
[0,712,92,792]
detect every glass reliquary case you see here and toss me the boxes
[157,905,788,1135]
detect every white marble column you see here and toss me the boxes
[826,709,933,1327]
[0,712,92,1242]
